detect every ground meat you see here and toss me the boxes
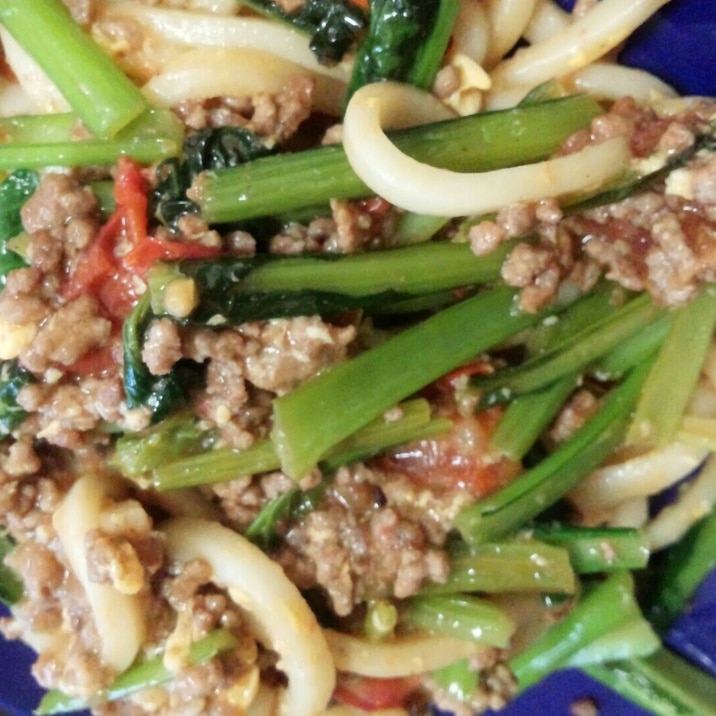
[548,389,600,445]
[237,317,356,394]
[141,318,183,376]
[19,295,112,373]
[0,267,50,325]
[21,172,99,247]
[176,74,314,144]
[280,465,450,616]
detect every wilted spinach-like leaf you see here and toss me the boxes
[122,294,201,423]
[0,170,40,287]
[152,127,273,231]
[240,0,368,65]
[0,360,34,436]
[0,531,23,606]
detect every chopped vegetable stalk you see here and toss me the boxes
[420,540,576,595]
[194,94,602,223]
[347,0,458,98]
[473,293,663,407]
[392,212,450,245]
[245,479,328,549]
[645,506,716,633]
[0,110,184,169]
[0,531,22,606]
[455,360,653,545]
[432,659,479,705]
[402,594,516,648]
[36,629,238,715]
[272,286,553,479]
[364,600,399,641]
[509,571,646,691]
[489,375,577,461]
[567,618,660,667]
[111,411,214,477]
[591,312,673,380]
[530,525,650,574]
[584,649,716,716]
[152,126,273,231]
[151,398,450,490]
[627,285,716,448]
[0,0,148,137]
[163,240,511,325]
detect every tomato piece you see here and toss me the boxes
[63,345,117,377]
[65,157,222,320]
[381,410,520,496]
[114,155,149,244]
[123,233,221,275]
[333,675,419,712]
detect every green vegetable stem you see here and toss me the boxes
[194,95,602,224]
[0,0,148,138]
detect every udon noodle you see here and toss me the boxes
[0,1,714,715]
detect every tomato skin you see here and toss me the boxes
[333,675,419,712]
[64,157,220,320]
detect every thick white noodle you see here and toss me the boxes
[162,518,335,716]
[342,82,630,217]
[52,474,146,673]
[490,0,671,90]
[104,2,349,81]
[609,496,649,529]
[452,0,491,65]
[522,0,570,44]
[0,28,69,114]
[324,629,495,678]
[569,63,677,102]
[141,47,346,116]
[647,456,716,551]
[484,0,538,68]
[569,443,709,511]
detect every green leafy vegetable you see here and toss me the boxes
[347,0,458,98]
[152,126,273,231]
[122,294,199,423]
[239,0,368,64]
[194,94,602,224]
[0,359,34,436]
[271,285,553,479]
[402,594,515,648]
[0,110,184,170]
[455,360,654,545]
[37,629,238,715]
[509,571,655,691]
[159,240,510,324]
[0,531,22,606]
[0,169,39,285]
[584,649,716,716]
[0,0,147,138]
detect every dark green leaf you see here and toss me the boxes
[122,294,200,423]
[240,0,368,64]
[348,0,458,97]
[152,127,273,231]
[0,359,34,436]
[0,532,23,606]
[0,169,39,286]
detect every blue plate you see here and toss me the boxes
[2,1,716,714]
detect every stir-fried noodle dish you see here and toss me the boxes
[0,1,715,714]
